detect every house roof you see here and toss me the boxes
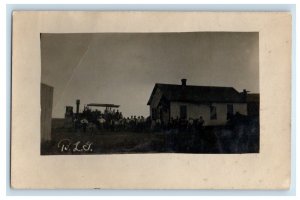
[147,83,246,105]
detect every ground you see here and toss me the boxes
[41,120,259,155]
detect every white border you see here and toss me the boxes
[1,1,298,199]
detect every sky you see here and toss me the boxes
[41,32,259,118]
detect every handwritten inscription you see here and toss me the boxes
[58,139,93,153]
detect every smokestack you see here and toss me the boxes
[76,99,80,115]
[181,79,187,86]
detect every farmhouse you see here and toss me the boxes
[147,79,248,126]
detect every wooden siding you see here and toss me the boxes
[170,102,247,126]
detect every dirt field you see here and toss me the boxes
[41,122,259,155]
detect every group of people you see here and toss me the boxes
[97,115,149,132]
[74,107,150,132]
[151,116,205,133]
[74,107,205,134]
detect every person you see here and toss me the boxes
[110,118,115,131]
[114,118,120,131]
[151,119,156,131]
[124,117,129,130]
[74,118,80,130]
[198,116,204,130]
[156,118,161,131]
[179,118,187,132]
[140,116,145,132]
[188,117,194,133]
[129,116,134,131]
[120,117,126,130]
[98,116,106,130]
[137,116,141,131]
[80,118,89,132]
[133,116,138,131]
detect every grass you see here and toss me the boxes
[41,122,259,155]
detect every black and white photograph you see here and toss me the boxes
[40,32,260,155]
[10,9,293,191]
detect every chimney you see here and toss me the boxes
[181,79,187,86]
[76,99,80,116]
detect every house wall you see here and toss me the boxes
[170,102,247,126]
[149,88,163,119]
[150,88,162,108]
[41,83,53,142]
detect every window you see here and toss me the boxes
[180,105,187,120]
[210,106,217,120]
[227,104,233,119]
